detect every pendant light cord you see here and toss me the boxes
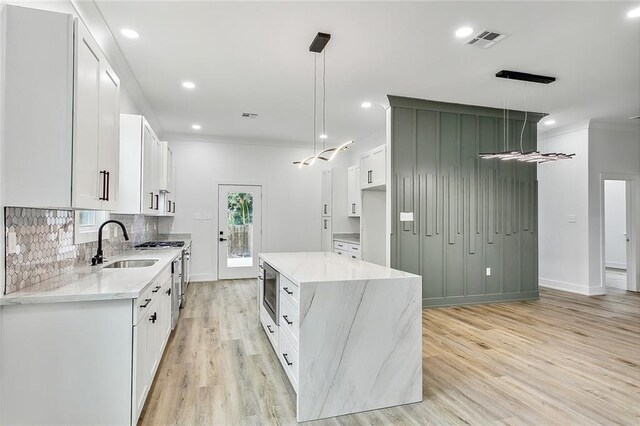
[313,53,317,156]
[519,82,528,153]
[323,50,327,150]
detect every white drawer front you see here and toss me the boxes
[334,249,346,256]
[348,244,360,253]
[348,251,361,260]
[280,295,299,344]
[260,306,279,351]
[280,275,299,306]
[279,330,299,391]
[333,240,347,250]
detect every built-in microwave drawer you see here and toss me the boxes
[280,275,299,306]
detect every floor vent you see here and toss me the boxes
[242,112,259,119]
[466,29,508,48]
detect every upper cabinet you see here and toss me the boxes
[159,142,176,216]
[0,6,120,210]
[347,165,361,217]
[360,145,387,190]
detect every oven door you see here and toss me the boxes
[262,262,279,325]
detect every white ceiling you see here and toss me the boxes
[96,1,640,147]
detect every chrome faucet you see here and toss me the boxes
[91,220,130,265]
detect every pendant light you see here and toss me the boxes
[294,32,354,167]
[479,70,574,164]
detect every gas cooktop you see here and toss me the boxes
[135,241,185,248]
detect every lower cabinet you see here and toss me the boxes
[0,265,174,426]
[332,240,361,259]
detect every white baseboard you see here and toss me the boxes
[190,273,218,282]
[539,278,605,296]
[605,262,627,270]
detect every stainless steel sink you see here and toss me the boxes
[103,259,158,269]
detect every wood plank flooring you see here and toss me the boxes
[139,281,640,425]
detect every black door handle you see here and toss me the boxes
[266,325,274,334]
[283,287,294,295]
[154,194,159,210]
[139,298,151,308]
[166,288,171,296]
[149,312,157,324]
[282,315,293,325]
[99,171,107,200]
[172,202,176,213]
[283,353,293,366]
[149,192,154,209]
[105,171,110,201]
[152,285,161,293]
[219,237,227,242]
[352,203,356,214]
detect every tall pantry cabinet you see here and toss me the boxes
[0,5,120,210]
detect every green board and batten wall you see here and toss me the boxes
[388,96,544,307]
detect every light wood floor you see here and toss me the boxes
[139,281,640,425]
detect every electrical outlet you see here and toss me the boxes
[486,267,491,276]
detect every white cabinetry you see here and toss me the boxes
[333,240,361,259]
[159,141,176,216]
[321,217,333,251]
[347,165,361,217]
[1,6,120,210]
[119,115,171,216]
[360,145,386,190]
[321,169,332,217]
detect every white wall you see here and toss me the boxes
[158,139,322,281]
[604,180,627,269]
[538,120,640,295]
[538,121,591,294]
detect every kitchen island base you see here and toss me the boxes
[259,252,422,422]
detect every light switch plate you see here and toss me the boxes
[486,267,491,276]
[400,212,414,222]
[568,215,577,223]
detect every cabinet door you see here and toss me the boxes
[160,278,172,344]
[72,22,101,209]
[321,217,332,251]
[141,123,157,215]
[321,169,332,217]
[371,145,386,186]
[354,165,362,215]
[133,320,149,422]
[98,63,120,211]
[360,153,372,188]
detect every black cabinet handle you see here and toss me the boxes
[149,312,157,324]
[352,203,356,214]
[323,204,327,214]
[99,171,107,200]
[266,325,274,334]
[219,237,227,242]
[166,288,171,296]
[324,220,327,230]
[283,353,293,366]
[283,287,293,295]
[282,315,293,325]
[149,192,154,209]
[105,171,110,201]
[139,298,151,308]
[168,200,171,212]
[152,285,161,293]
[352,255,356,259]
[172,202,176,213]
[154,194,159,210]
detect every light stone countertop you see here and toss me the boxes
[0,248,182,306]
[332,233,360,245]
[259,252,418,285]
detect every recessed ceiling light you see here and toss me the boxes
[627,6,640,18]
[192,124,201,130]
[361,101,372,108]
[182,81,196,89]
[121,28,140,39]
[543,119,556,126]
[319,134,328,139]
[455,27,474,38]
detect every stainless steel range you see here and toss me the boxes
[135,240,192,308]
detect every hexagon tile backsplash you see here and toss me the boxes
[4,207,158,294]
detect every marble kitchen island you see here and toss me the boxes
[258,252,422,422]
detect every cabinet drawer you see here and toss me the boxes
[333,240,347,250]
[348,251,361,260]
[260,306,278,351]
[279,329,299,392]
[280,275,299,306]
[280,295,299,344]
[348,244,360,253]
[134,265,170,324]
[334,249,346,256]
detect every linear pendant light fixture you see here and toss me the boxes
[479,70,574,164]
[294,32,354,167]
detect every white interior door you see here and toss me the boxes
[218,185,262,280]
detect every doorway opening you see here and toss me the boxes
[603,179,630,292]
[218,184,262,280]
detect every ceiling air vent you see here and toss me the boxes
[241,112,259,119]
[466,29,507,48]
